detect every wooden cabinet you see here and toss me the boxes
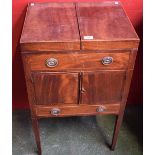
[20,2,140,155]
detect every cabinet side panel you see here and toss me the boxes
[21,54,37,117]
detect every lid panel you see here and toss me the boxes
[20,2,80,51]
[20,2,140,52]
[76,1,139,50]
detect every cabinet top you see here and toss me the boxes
[20,2,139,52]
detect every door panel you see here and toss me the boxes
[81,71,126,104]
[32,72,79,105]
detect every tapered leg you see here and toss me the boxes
[111,114,124,150]
[31,118,42,155]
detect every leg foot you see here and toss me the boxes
[31,118,42,155]
[111,115,124,150]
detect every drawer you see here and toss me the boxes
[26,52,130,71]
[35,104,120,117]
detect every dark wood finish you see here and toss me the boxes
[20,2,140,154]
[35,104,120,118]
[80,40,139,51]
[76,2,139,50]
[111,51,137,149]
[20,3,80,51]
[26,52,130,71]
[111,69,134,150]
[81,71,126,104]
[31,118,42,155]
[32,72,79,105]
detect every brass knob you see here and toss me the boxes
[102,57,113,65]
[51,108,61,115]
[96,106,106,112]
[46,58,58,67]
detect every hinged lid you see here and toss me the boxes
[76,1,139,50]
[20,2,139,52]
[20,2,80,51]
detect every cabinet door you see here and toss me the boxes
[81,71,126,104]
[32,72,79,105]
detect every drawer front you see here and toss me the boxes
[27,52,130,71]
[35,104,120,117]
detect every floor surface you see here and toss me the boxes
[13,105,143,155]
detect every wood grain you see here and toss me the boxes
[20,2,140,153]
[35,103,120,118]
[26,52,130,71]
[31,118,42,155]
[76,2,139,50]
[20,2,80,51]
[81,71,126,104]
[32,72,79,105]
[20,2,139,52]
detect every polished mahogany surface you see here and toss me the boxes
[20,3,80,51]
[20,1,139,51]
[20,2,140,154]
